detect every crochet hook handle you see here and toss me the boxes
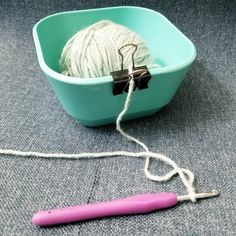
[32,190,219,226]
[32,193,177,226]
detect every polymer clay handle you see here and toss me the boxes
[32,193,178,226]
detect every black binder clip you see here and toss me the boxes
[111,44,152,95]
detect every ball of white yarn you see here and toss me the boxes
[59,20,154,78]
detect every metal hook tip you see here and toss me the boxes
[211,189,220,196]
[177,189,220,202]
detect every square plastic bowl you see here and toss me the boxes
[33,6,196,127]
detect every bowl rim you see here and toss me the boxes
[33,6,197,85]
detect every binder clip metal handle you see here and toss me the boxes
[110,44,152,95]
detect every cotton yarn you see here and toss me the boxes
[59,20,155,78]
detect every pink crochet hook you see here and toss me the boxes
[32,190,219,226]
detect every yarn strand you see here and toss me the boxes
[0,77,197,202]
[115,73,196,202]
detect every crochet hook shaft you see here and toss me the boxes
[32,190,219,226]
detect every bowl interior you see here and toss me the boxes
[33,6,196,79]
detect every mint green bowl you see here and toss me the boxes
[33,6,196,127]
